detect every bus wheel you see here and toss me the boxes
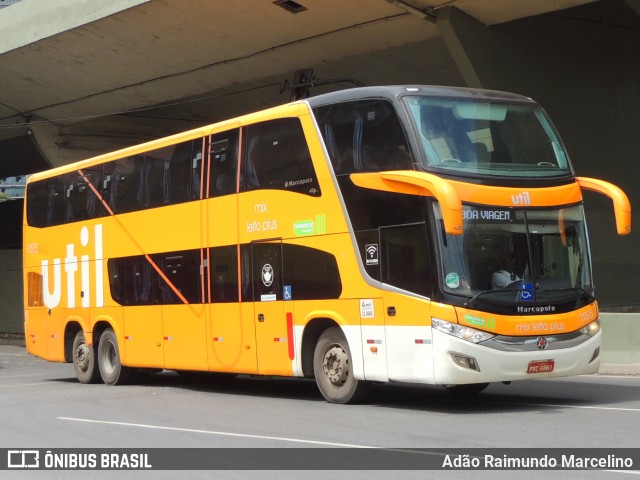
[72,330,100,384]
[97,328,133,385]
[443,383,490,395]
[313,326,369,404]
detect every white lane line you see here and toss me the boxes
[0,382,50,389]
[48,417,640,475]
[0,373,46,380]
[57,417,376,448]
[510,402,640,413]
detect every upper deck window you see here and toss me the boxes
[403,97,572,178]
[243,118,320,197]
[313,99,413,174]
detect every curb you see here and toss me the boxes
[0,333,25,347]
[597,363,640,376]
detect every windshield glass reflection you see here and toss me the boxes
[435,204,593,306]
[404,96,572,178]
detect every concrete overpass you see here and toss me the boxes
[0,0,638,364]
[0,0,611,168]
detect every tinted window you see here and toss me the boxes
[81,166,106,219]
[108,255,154,305]
[105,156,144,214]
[210,245,239,302]
[338,177,424,231]
[314,99,413,174]
[26,181,48,227]
[243,118,320,196]
[63,172,90,222]
[26,139,204,227]
[380,223,431,297]
[168,139,203,203]
[109,249,202,305]
[283,244,342,300]
[209,129,239,197]
[149,250,201,304]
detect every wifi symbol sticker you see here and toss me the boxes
[365,244,379,265]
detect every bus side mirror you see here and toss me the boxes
[577,177,631,235]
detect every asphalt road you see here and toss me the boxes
[1,344,639,480]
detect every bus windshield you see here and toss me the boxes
[403,96,572,178]
[435,204,593,306]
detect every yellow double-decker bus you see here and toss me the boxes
[23,86,631,403]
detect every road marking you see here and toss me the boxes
[0,373,46,380]
[57,417,376,448]
[0,382,49,389]
[512,402,640,413]
[54,417,640,475]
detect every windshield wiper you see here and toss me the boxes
[464,282,525,307]
[464,289,496,307]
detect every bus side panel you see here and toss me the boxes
[383,293,435,384]
[24,308,48,360]
[46,308,67,362]
[207,303,257,374]
[121,305,164,368]
[163,304,207,371]
[359,298,387,382]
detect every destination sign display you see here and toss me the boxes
[462,207,513,223]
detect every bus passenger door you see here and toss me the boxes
[251,241,292,376]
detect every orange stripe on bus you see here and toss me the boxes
[78,168,190,306]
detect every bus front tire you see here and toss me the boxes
[72,330,100,384]
[313,326,369,404]
[97,328,133,385]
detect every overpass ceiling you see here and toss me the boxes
[0,0,595,167]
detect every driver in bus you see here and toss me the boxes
[491,252,522,289]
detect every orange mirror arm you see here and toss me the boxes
[350,170,463,235]
[577,177,631,235]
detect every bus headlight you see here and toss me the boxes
[432,318,495,344]
[579,319,600,337]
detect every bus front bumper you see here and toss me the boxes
[431,328,602,385]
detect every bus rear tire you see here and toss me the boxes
[98,328,133,385]
[313,326,369,404]
[443,383,490,395]
[72,330,100,384]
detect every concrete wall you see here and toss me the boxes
[0,249,22,334]
[600,312,640,364]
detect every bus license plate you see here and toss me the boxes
[527,360,555,374]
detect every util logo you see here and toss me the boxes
[41,224,104,309]
[511,191,532,205]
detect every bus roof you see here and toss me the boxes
[305,85,536,108]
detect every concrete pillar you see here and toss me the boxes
[0,249,23,334]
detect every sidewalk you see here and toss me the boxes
[597,363,640,376]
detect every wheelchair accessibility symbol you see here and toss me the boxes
[283,285,292,301]
[519,283,534,301]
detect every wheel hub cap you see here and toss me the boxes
[75,344,89,372]
[323,345,348,387]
